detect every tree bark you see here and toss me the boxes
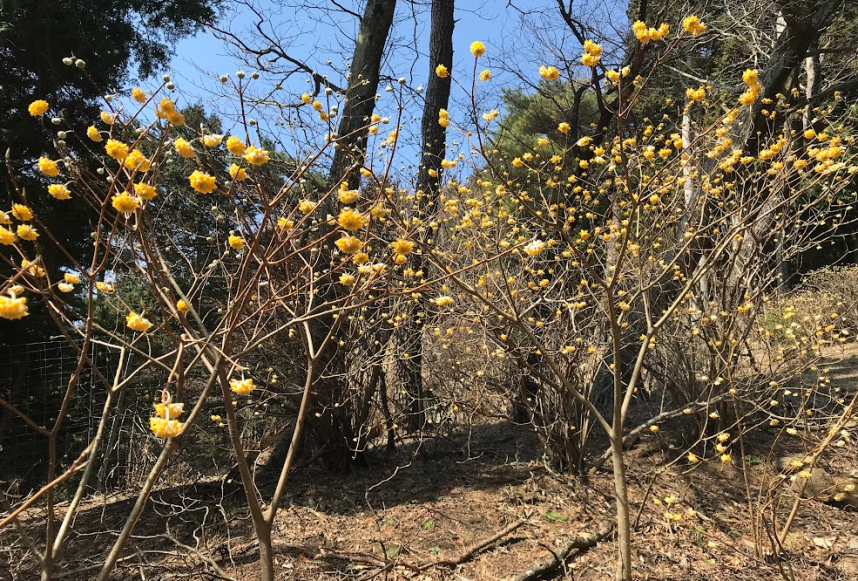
[401,0,454,432]
[329,0,398,188]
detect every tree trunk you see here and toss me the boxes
[329,0,398,188]
[401,0,454,432]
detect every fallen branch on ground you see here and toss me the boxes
[508,523,614,581]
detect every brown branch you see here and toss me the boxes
[508,523,614,581]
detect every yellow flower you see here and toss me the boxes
[300,93,312,104]
[390,239,414,255]
[134,183,157,200]
[686,86,706,102]
[742,69,759,85]
[339,273,356,286]
[434,296,454,307]
[720,453,732,465]
[100,111,117,125]
[154,97,176,118]
[21,259,45,278]
[435,64,449,78]
[682,15,706,35]
[539,65,560,81]
[28,100,49,116]
[188,170,216,194]
[337,208,368,231]
[86,126,103,142]
[96,281,114,294]
[335,235,362,254]
[48,184,71,200]
[122,149,150,172]
[226,136,246,155]
[632,20,649,42]
[38,157,60,176]
[470,41,485,57]
[353,252,369,265]
[605,69,620,84]
[105,139,129,161]
[166,110,185,126]
[244,145,270,165]
[64,272,81,284]
[338,188,360,204]
[0,295,28,320]
[649,425,659,433]
[558,122,571,134]
[149,417,184,438]
[176,299,190,314]
[228,234,245,249]
[479,69,492,81]
[154,402,184,419]
[131,87,147,103]
[174,137,196,158]
[581,53,599,67]
[16,224,38,241]
[12,204,33,221]
[687,452,699,463]
[112,192,139,214]
[0,226,15,245]
[202,133,224,147]
[57,282,74,293]
[482,109,499,121]
[298,200,317,214]
[438,108,450,127]
[126,311,152,332]
[312,100,323,111]
[230,377,255,396]
[229,164,248,181]
[523,239,546,256]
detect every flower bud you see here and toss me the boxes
[57,140,66,148]
[325,87,333,95]
[57,131,68,139]
[162,74,171,82]
[63,57,74,66]
[398,77,406,84]
[75,59,86,69]
[251,71,259,79]
[105,95,113,102]
[236,70,246,79]
[220,75,229,83]
[97,168,105,175]
[51,117,62,125]
[166,82,175,90]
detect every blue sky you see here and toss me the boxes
[154,0,627,171]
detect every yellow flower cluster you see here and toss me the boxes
[126,311,152,332]
[682,15,706,35]
[188,170,216,194]
[38,157,59,176]
[435,64,449,78]
[632,21,669,44]
[228,234,245,249]
[112,192,139,214]
[154,97,185,125]
[28,100,49,116]
[226,136,246,155]
[686,86,706,102]
[539,65,560,81]
[470,41,485,57]
[338,208,368,231]
[0,295,28,320]
[581,40,602,67]
[230,377,255,396]
[244,145,270,165]
[438,108,450,128]
[336,236,362,254]
[48,184,71,200]
[738,69,762,106]
[174,137,196,158]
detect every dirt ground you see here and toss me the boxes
[5,350,858,580]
